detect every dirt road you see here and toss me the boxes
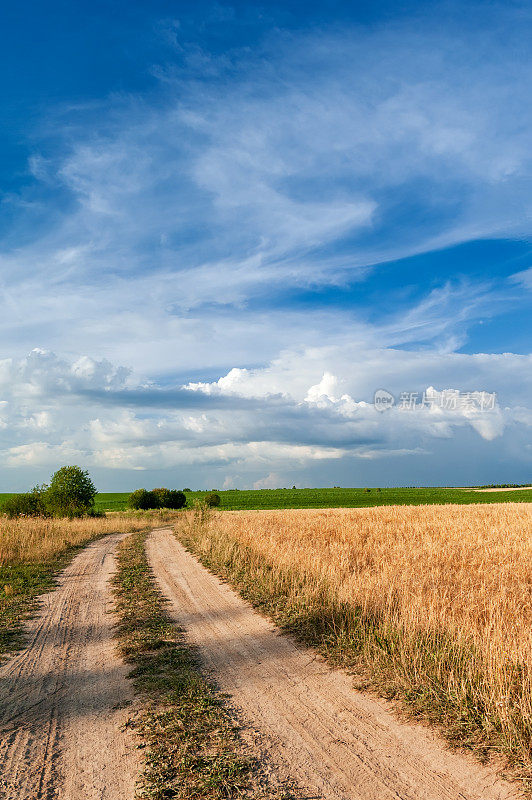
[147,527,520,800]
[0,534,140,800]
[471,487,532,492]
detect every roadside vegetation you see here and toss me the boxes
[113,530,294,800]
[0,510,177,658]
[176,503,532,789]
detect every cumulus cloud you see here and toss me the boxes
[253,472,284,490]
[0,347,529,489]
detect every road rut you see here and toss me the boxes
[0,533,140,800]
[147,527,520,800]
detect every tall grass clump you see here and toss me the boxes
[176,503,532,784]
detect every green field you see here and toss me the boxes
[94,486,532,511]
[0,486,530,513]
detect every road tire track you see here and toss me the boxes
[0,533,140,800]
[147,527,520,800]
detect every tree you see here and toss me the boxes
[45,466,96,517]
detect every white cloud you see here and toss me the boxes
[305,372,340,404]
[253,472,284,490]
[0,347,529,488]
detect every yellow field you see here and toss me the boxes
[178,503,532,776]
[0,511,176,565]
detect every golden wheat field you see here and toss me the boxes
[179,502,532,774]
[0,511,176,565]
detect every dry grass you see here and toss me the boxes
[177,503,532,782]
[0,511,176,566]
[0,510,179,658]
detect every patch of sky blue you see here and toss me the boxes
[457,306,532,355]
[0,0,459,193]
[0,175,80,245]
[0,3,154,183]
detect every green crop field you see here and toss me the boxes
[93,492,134,512]
[92,486,532,511]
[1,486,530,514]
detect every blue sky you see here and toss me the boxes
[1,0,531,490]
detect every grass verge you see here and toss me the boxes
[176,507,531,794]
[113,530,295,800]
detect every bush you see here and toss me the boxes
[129,489,158,510]
[137,487,187,509]
[45,466,96,518]
[2,490,46,518]
[152,488,172,507]
[165,490,187,509]
[204,492,221,508]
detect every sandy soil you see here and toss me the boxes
[469,486,532,492]
[147,526,521,800]
[0,533,140,800]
